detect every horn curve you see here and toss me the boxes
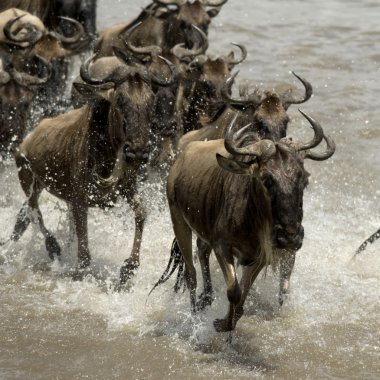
[224,112,276,158]
[4,15,43,46]
[122,21,163,56]
[280,72,313,108]
[221,72,262,110]
[153,0,185,6]
[202,0,228,7]
[295,110,324,152]
[80,55,113,85]
[226,43,247,65]
[303,133,336,161]
[52,16,84,44]
[149,55,178,86]
[171,25,208,59]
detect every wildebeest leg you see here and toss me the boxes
[10,201,31,243]
[213,241,241,332]
[13,160,61,260]
[71,203,91,276]
[171,211,197,313]
[233,262,265,328]
[196,238,213,311]
[278,250,296,305]
[35,207,61,261]
[119,192,146,285]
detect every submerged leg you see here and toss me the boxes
[212,241,241,332]
[278,250,296,305]
[10,201,31,242]
[71,203,91,274]
[171,210,196,312]
[196,238,213,310]
[119,191,146,285]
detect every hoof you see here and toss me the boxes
[196,292,214,311]
[118,259,139,286]
[213,318,234,333]
[45,234,61,260]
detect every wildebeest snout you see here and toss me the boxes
[273,224,304,250]
[124,142,150,162]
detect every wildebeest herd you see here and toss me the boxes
[0,0,345,333]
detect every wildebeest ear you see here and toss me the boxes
[73,82,113,101]
[216,153,252,175]
[207,8,221,18]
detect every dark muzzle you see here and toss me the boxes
[273,224,304,250]
[124,144,150,163]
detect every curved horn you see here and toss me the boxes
[113,46,146,68]
[53,16,84,44]
[280,72,313,108]
[202,0,228,6]
[295,110,324,152]
[221,72,262,110]
[149,56,177,86]
[304,134,336,161]
[4,15,43,46]
[11,55,51,86]
[123,21,162,56]
[225,112,276,158]
[226,43,247,65]
[171,25,208,59]
[80,55,113,85]
[153,0,185,6]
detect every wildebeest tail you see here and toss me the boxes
[148,238,185,296]
[355,228,380,255]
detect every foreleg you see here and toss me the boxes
[196,238,213,310]
[119,191,146,285]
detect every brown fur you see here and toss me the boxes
[167,137,308,331]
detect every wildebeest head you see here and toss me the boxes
[0,53,51,154]
[74,52,176,164]
[1,8,84,59]
[176,43,246,132]
[222,72,313,141]
[217,110,335,250]
[157,0,227,30]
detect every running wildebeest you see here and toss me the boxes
[6,52,176,284]
[177,71,313,304]
[154,110,335,331]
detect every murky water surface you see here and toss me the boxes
[1,0,380,379]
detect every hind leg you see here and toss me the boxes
[196,238,213,310]
[171,210,197,313]
[12,161,61,260]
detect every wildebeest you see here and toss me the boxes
[7,52,176,284]
[0,53,50,155]
[154,110,335,331]
[0,8,84,57]
[94,0,227,59]
[177,43,247,134]
[179,71,313,148]
[177,72,313,304]
[0,0,96,39]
